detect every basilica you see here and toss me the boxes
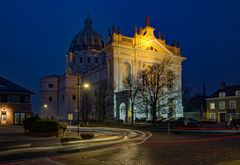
[40,16,186,122]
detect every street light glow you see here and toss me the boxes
[43,104,48,108]
[84,83,89,88]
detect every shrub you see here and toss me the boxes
[59,122,67,130]
[31,119,59,133]
[24,119,67,137]
[80,133,95,140]
[115,119,124,125]
[135,118,147,123]
[23,117,40,132]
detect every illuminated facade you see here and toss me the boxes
[40,16,185,121]
[0,77,33,125]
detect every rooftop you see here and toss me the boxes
[207,84,240,98]
[0,77,34,95]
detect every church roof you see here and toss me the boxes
[0,77,34,95]
[68,15,104,52]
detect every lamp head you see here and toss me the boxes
[84,83,89,88]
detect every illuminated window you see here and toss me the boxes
[219,92,225,97]
[229,100,236,109]
[219,101,225,110]
[14,112,26,124]
[235,90,240,96]
[14,113,20,124]
[210,113,216,121]
[210,102,215,110]
[20,113,25,124]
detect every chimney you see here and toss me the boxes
[220,82,226,89]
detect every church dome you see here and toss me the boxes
[68,16,104,52]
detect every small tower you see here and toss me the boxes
[145,16,150,26]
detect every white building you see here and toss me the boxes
[40,16,186,122]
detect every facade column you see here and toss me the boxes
[125,101,129,123]
[116,98,120,119]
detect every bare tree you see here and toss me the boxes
[137,59,179,125]
[122,75,141,125]
[95,80,112,121]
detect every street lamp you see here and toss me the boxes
[83,83,89,88]
[77,77,90,136]
[42,104,48,118]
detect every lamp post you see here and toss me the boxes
[43,104,48,118]
[77,77,89,136]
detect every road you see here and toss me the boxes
[2,131,240,165]
[0,126,149,164]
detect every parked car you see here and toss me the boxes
[171,117,198,127]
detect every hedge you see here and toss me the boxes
[23,117,67,136]
[31,119,59,133]
[23,117,40,132]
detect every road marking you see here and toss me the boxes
[130,131,152,146]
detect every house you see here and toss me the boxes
[0,77,34,124]
[206,82,240,123]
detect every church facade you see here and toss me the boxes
[40,16,186,122]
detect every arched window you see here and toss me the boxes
[122,62,131,83]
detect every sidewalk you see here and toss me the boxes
[0,125,124,149]
[0,125,60,150]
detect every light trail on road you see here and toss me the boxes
[0,127,149,165]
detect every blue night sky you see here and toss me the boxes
[0,0,240,112]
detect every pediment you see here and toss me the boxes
[138,39,173,55]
